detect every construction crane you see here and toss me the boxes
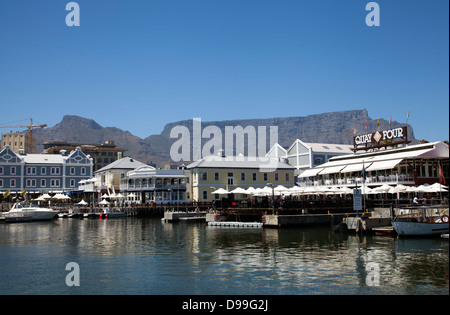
[0,118,47,136]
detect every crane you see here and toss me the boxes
[0,118,47,136]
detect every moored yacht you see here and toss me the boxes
[5,202,58,221]
[392,206,449,237]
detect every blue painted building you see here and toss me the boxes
[0,145,93,196]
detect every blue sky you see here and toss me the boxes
[0,0,448,141]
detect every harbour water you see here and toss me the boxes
[0,218,448,295]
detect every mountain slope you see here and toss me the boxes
[32,110,416,167]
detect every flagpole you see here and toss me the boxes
[362,160,366,213]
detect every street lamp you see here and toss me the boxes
[267,183,275,215]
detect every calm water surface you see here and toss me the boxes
[0,218,448,295]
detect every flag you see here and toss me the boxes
[361,162,367,180]
[406,110,410,124]
[3,189,10,198]
[439,164,446,185]
[21,189,27,197]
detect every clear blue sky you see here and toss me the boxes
[0,0,448,141]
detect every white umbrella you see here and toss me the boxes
[245,187,257,195]
[77,200,88,205]
[338,187,353,194]
[389,184,408,194]
[212,188,230,195]
[33,196,47,201]
[41,193,52,199]
[288,186,304,195]
[428,183,449,191]
[54,193,70,200]
[230,187,248,194]
[372,184,392,193]
[99,199,110,205]
[414,185,430,193]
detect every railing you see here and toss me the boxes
[298,174,415,187]
[120,183,187,190]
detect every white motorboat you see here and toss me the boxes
[5,202,58,221]
[392,206,449,237]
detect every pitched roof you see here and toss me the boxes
[94,157,146,173]
[186,155,294,170]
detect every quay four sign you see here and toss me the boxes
[353,126,409,151]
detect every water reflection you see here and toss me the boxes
[0,218,448,295]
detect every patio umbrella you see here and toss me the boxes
[99,199,110,205]
[245,187,257,195]
[77,200,88,205]
[212,188,230,195]
[230,187,248,194]
[389,184,408,194]
[372,184,392,193]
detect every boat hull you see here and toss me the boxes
[392,221,449,236]
[7,209,58,221]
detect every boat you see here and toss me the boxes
[98,207,126,219]
[392,206,449,237]
[5,202,58,221]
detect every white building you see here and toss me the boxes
[266,139,353,176]
[298,141,449,188]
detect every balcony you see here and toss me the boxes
[298,174,415,187]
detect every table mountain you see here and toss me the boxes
[32,109,416,167]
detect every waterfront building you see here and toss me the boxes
[298,141,449,188]
[0,145,93,196]
[119,165,190,205]
[94,156,146,194]
[43,140,127,172]
[186,152,295,202]
[266,139,354,177]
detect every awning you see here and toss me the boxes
[299,168,323,178]
[318,165,346,175]
[366,159,403,171]
[341,163,372,173]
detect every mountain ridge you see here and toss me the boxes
[33,109,416,167]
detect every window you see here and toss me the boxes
[51,167,60,175]
[286,173,290,182]
[70,167,75,175]
[253,173,257,181]
[274,173,279,181]
[214,172,220,181]
[41,167,46,175]
[201,172,208,181]
[241,173,246,181]
[202,190,208,201]
[263,173,268,181]
[41,179,46,187]
[70,179,76,187]
[0,167,3,175]
[10,179,16,188]
[227,173,234,186]
[51,179,60,187]
[27,167,36,175]
[11,167,16,175]
[26,179,36,187]
[0,179,3,187]
[81,167,86,175]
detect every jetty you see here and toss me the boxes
[208,221,263,228]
